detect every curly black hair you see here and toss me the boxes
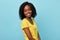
[19,2,37,20]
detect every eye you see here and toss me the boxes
[24,9,27,12]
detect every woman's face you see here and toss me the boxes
[24,5,32,18]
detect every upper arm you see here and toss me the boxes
[21,19,34,40]
[21,19,29,29]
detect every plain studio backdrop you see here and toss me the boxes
[0,0,60,40]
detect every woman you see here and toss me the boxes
[19,2,41,40]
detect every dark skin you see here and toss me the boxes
[23,5,41,40]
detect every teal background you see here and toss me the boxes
[0,0,60,40]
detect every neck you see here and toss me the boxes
[26,17,31,20]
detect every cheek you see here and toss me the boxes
[29,10,32,14]
[29,10,32,15]
[24,11,27,15]
[24,10,27,16]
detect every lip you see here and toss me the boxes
[27,13,31,15]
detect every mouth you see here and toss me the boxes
[27,13,31,16]
[26,13,31,17]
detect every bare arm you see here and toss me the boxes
[23,27,35,40]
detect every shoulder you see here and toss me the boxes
[21,18,27,24]
[21,18,29,29]
[22,18,26,22]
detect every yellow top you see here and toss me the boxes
[21,18,38,40]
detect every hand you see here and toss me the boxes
[38,36,41,40]
[29,38,35,40]
[38,37,40,40]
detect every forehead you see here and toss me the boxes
[24,5,31,9]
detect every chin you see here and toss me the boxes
[26,16,31,18]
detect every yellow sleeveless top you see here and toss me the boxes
[21,18,38,40]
